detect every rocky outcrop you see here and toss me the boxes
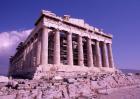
[0,76,9,83]
[0,71,140,99]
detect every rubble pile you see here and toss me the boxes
[0,71,140,99]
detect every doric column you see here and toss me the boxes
[40,27,48,65]
[107,43,114,68]
[23,47,27,68]
[87,38,93,67]
[30,40,33,67]
[26,44,30,67]
[67,32,73,66]
[32,39,37,67]
[54,30,60,65]
[27,43,31,67]
[95,40,102,67]
[102,42,109,67]
[36,36,41,65]
[78,35,84,66]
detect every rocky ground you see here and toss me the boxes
[0,70,140,99]
[100,87,140,99]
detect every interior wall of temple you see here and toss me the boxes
[72,34,78,65]
[91,40,97,67]
[83,37,88,66]
[60,31,68,65]
[48,31,54,64]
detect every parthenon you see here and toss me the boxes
[9,10,116,78]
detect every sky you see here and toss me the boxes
[0,0,140,75]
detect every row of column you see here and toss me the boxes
[39,27,114,68]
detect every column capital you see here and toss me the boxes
[107,43,112,46]
[53,28,60,32]
[67,32,72,35]
[78,35,82,37]
[96,40,100,43]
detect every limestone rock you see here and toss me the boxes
[7,80,18,89]
[53,75,63,81]
[0,76,9,83]
[0,71,139,99]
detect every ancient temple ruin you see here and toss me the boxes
[9,10,116,78]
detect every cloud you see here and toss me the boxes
[0,29,31,54]
[0,29,32,75]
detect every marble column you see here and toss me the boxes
[87,38,94,67]
[26,44,30,67]
[78,35,84,66]
[23,47,27,69]
[54,30,60,65]
[95,40,102,67]
[32,39,37,67]
[29,40,33,67]
[107,43,114,68]
[27,43,31,67]
[102,42,109,67]
[67,32,73,65]
[40,27,48,65]
[36,36,41,65]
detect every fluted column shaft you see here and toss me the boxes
[27,44,30,67]
[96,41,102,67]
[87,38,93,67]
[102,42,109,67]
[67,32,73,65]
[54,30,60,65]
[78,35,84,66]
[23,47,27,68]
[30,41,33,67]
[107,43,114,68]
[36,36,41,65]
[40,27,48,65]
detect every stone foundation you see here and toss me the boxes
[1,71,140,99]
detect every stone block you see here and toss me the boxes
[0,76,9,83]
[0,95,16,99]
